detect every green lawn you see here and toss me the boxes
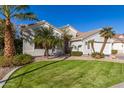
[3,60,124,88]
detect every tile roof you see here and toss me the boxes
[20,21,63,34]
[113,34,124,43]
[20,21,124,43]
[71,29,101,41]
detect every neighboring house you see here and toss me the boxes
[21,20,124,56]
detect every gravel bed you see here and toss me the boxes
[0,67,15,80]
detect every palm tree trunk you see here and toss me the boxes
[4,18,15,57]
[64,41,66,54]
[91,43,95,53]
[44,46,49,58]
[64,40,69,54]
[44,48,46,56]
[100,38,108,54]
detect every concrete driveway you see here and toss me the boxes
[117,54,124,60]
[111,82,124,88]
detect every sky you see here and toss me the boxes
[25,5,124,34]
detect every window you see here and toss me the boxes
[35,43,43,49]
[85,42,90,49]
[85,42,87,45]
[87,43,90,49]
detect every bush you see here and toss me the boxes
[91,52,104,59]
[91,52,96,58]
[111,50,118,55]
[71,51,83,56]
[12,54,33,66]
[0,56,13,67]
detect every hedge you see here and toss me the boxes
[0,56,13,67]
[71,51,83,56]
[12,54,33,66]
[111,50,118,54]
[0,54,33,67]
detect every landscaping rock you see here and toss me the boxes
[0,67,14,80]
[110,55,117,59]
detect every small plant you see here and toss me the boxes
[71,51,83,56]
[111,50,118,55]
[0,56,13,67]
[12,54,33,66]
[91,52,96,58]
[91,52,104,59]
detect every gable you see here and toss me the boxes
[60,25,78,38]
[71,29,101,41]
[21,21,63,39]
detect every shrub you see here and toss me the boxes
[12,54,33,66]
[91,52,96,58]
[0,56,13,67]
[71,51,83,56]
[111,50,118,55]
[91,52,104,59]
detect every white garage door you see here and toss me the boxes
[94,43,111,55]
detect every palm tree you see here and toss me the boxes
[34,26,63,58]
[88,39,95,53]
[100,27,115,54]
[0,5,38,57]
[61,29,72,54]
[0,19,23,55]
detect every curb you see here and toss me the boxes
[0,66,21,88]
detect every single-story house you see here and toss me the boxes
[21,20,124,56]
[21,21,64,56]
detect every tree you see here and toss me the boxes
[0,19,23,55]
[0,5,38,57]
[88,39,95,53]
[33,26,63,58]
[100,27,115,54]
[61,29,72,54]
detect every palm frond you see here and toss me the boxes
[13,12,39,21]
[33,25,63,50]
[100,27,115,39]
[15,5,29,11]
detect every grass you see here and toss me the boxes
[3,60,124,88]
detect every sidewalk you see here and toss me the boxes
[34,55,124,63]
[67,56,124,63]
